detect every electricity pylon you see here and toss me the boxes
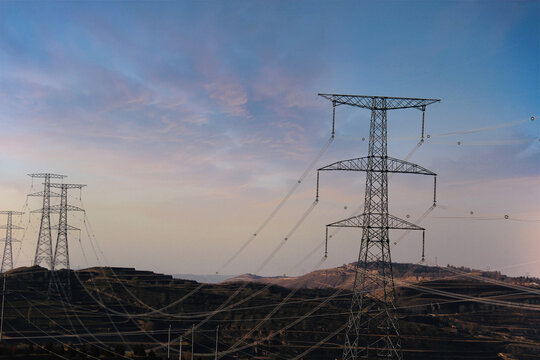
[32,183,85,300]
[317,94,439,359]
[49,183,85,271]
[0,211,24,272]
[28,173,66,269]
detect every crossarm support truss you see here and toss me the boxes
[324,213,425,259]
[316,157,437,204]
[31,205,84,214]
[319,93,440,110]
[319,156,435,175]
[328,213,425,230]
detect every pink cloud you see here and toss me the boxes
[204,79,249,117]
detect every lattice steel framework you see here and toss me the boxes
[28,173,66,269]
[49,183,85,270]
[317,94,439,360]
[32,183,84,300]
[0,211,24,272]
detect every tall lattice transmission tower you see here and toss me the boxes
[28,173,66,269]
[317,94,439,359]
[0,211,24,272]
[49,183,85,271]
[32,183,85,299]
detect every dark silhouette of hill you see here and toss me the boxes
[0,264,538,359]
[173,273,236,283]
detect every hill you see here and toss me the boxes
[0,264,538,359]
[173,273,236,283]
[225,262,540,291]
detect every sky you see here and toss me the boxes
[0,0,538,278]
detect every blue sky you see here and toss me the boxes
[0,1,538,277]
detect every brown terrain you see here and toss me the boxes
[226,262,540,291]
[0,263,538,359]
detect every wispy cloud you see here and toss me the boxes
[205,79,249,117]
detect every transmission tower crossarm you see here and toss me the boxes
[50,224,80,231]
[52,204,84,212]
[27,173,66,179]
[0,211,24,215]
[318,93,440,110]
[27,191,61,197]
[326,213,425,231]
[318,156,436,175]
[48,183,86,189]
[31,204,84,213]
[316,157,436,200]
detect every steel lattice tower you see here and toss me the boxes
[31,183,85,300]
[0,211,24,272]
[28,173,66,269]
[317,94,439,359]
[49,183,85,271]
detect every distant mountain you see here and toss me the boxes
[225,262,540,290]
[173,273,236,283]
